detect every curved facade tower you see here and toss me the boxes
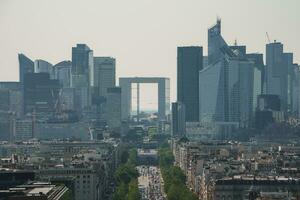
[34,59,54,79]
[199,19,254,132]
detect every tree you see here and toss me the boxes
[127,180,140,200]
[113,182,128,200]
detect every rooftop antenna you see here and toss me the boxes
[234,38,238,46]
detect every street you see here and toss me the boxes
[137,166,166,200]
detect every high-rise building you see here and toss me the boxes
[60,88,76,111]
[14,119,34,141]
[0,111,15,141]
[18,54,34,84]
[54,60,72,88]
[288,63,300,116]
[23,73,60,115]
[177,46,203,122]
[105,87,122,130]
[265,42,293,112]
[0,89,22,118]
[34,59,54,79]
[199,20,254,132]
[71,44,94,87]
[93,57,116,97]
[247,53,264,111]
[171,102,186,138]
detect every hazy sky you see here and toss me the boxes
[0,0,299,109]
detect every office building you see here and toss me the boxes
[60,88,76,111]
[94,57,116,96]
[255,94,284,129]
[265,42,294,113]
[23,73,60,115]
[177,46,203,122]
[18,54,34,84]
[0,111,15,141]
[289,63,300,116]
[247,53,264,111]
[0,82,20,90]
[54,60,72,88]
[34,59,54,78]
[106,87,122,130]
[71,44,94,87]
[14,119,34,141]
[93,57,116,97]
[199,19,254,133]
[119,77,170,121]
[171,102,186,138]
[0,89,22,118]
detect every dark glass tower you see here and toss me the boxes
[71,44,94,87]
[177,46,203,122]
[23,73,60,115]
[18,54,34,84]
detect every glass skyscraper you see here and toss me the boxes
[199,20,254,131]
[71,44,94,87]
[93,57,116,97]
[177,46,203,122]
[18,54,34,84]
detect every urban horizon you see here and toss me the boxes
[1,1,300,200]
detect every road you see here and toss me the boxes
[137,166,166,200]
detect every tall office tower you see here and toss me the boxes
[14,119,34,141]
[93,57,116,97]
[171,102,186,138]
[105,87,122,130]
[255,94,283,129]
[266,42,293,113]
[247,53,264,111]
[199,20,254,131]
[207,18,227,65]
[23,73,60,115]
[54,61,72,88]
[34,59,54,78]
[0,89,22,118]
[230,45,246,56]
[290,64,300,116]
[60,88,76,111]
[177,46,203,122]
[0,89,10,111]
[71,44,94,87]
[0,111,15,141]
[18,54,34,84]
[288,63,299,117]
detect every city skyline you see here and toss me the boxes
[1,0,300,108]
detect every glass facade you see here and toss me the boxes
[18,54,34,83]
[199,20,254,129]
[177,46,203,122]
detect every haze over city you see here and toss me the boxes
[1,0,300,108]
[1,1,300,200]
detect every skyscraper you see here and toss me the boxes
[23,73,60,115]
[93,57,116,97]
[171,102,186,138]
[106,87,122,130]
[71,44,94,87]
[199,20,254,132]
[177,46,203,122]
[54,61,72,88]
[18,54,34,84]
[34,59,54,78]
[265,42,292,112]
[247,53,264,111]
